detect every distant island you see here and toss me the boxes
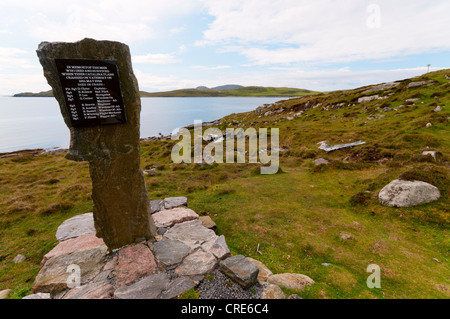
[14,85,318,98]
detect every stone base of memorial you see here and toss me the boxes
[24,196,315,299]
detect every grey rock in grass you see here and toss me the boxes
[422,151,438,160]
[56,213,96,242]
[22,293,51,299]
[199,216,217,230]
[13,254,26,263]
[313,158,329,166]
[261,284,285,299]
[246,257,273,282]
[164,196,188,209]
[378,179,441,207]
[219,255,259,289]
[407,81,427,89]
[267,273,314,290]
[0,289,11,299]
[358,95,379,103]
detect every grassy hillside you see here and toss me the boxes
[1,70,448,299]
[140,86,317,97]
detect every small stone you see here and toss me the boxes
[41,233,105,265]
[161,276,195,299]
[339,232,353,240]
[433,106,442,112]
[22,293,51,299]
[313,158,329,166]
[144,168,158,176]
[157,227,167,235]
[115,243,158,288]
[267,273,314,290]
[199,216,217,230]
[209,235,231,260]
[152,207,199,228]
[175,249,218,277]
[0,289,11,299]
[246,257,273,282]
[114,273,170,299]
[153,239,191,269]
[164,196,188,209]
[55,212,95,242]
[261,284,285,299]
[219,255,259,289]
[422,151,437,160]
[321,263,332,267]
[407,81,427,89]
[358,95,379,103]
[150,199,164,214]
[13,254,26,263]
[63,281,114,299]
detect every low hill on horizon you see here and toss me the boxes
[13,85,318,98]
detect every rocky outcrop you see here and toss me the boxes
[25,196,314,299]
[267,273,315,290]
[407,81,427,89]
[378,179,441,207]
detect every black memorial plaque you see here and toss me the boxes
[55,59,127,127]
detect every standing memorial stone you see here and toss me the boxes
[36,38,156,249]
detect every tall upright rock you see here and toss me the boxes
[36,38,156,249]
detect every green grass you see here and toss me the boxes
[140,86,318,97]
[1,69,448,299]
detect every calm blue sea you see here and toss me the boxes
[0,96,287,153]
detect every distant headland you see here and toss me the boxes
[13,85,318,98]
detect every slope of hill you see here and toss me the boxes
[140,86,317,97]
[13,90,53,97]
[1,69,448,299]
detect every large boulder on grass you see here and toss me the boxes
[378,179,441,207]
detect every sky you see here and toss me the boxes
[0,0,449,95]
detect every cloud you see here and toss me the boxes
[191,65,231,70]
[0,47,37,70]
[134,70,199,92]
[133,53,179,64]
[0,73,50,95]
[1,0,203,43]
[200,0,450,65]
